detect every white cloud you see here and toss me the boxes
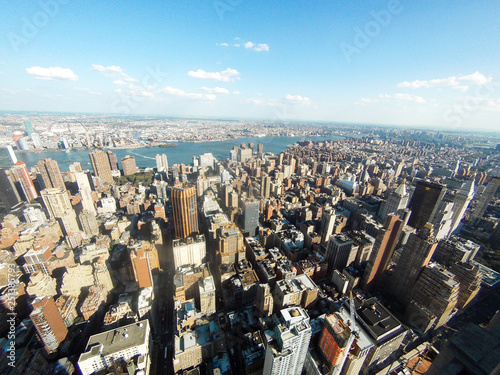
[74,87,102,95]
[244,41,255,49]
[234,44,241,47]
[398,71,491,90]
[358,93,426,105]
[26,66,78,81]
[218,43,229,47]
[187,68,240,82]
[201,87,230,94]
[91,64,137,82]
[285,94,310,103]
[112,80,128,86]
[160,86,216,100]
[244,41,269,52]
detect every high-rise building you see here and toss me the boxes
[30,296,68,355]
[0,168,21,213]
[470,177,500,224]
[172,235,207,268]
[361,214,403,292]
[155,153,168,173]
[320,209,336,243]
[77,320,151,375]
[318,313,352,372]
[37,158,65,190]
[449,262,482,310]
[41,188,80,235]
[260,173,271,199]
[242,199,260,237]
[263,307,312,375]
[198,275,216,315]
[106,150,119,171]
[31,132,43,149]
[389,224,438,305]
[89,150,113,185]
[121,155,138,176]
[216,223,245,265]
[325,234,358,273]
[0,145,17,168]
[405,265,459,333]
[10,160,38,201]
[378,181,409,222]
[79,210,99,237]
[172,185,199,239]
[130,247,153,289]
[432,236,480,267]
[448,179,475,235]
[24,120,35,135]
[408,180,446,230]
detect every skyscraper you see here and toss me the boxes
[389,224,438,305]
[0,168,21,213]
[172,185,199,239]
[470,177,500,224]
[24,120,35,135]
[325,234,358,273]
[361,214,403,292]
[41,188,80,235]
[448,179,475,235]
[156,153,168,173]
[0,145,17,168]
[10,160,38,202]
[89,150,113,185]
[263,307,312,375]
[37,158,65,190]
[378,180,409,222]
[260,173,271,199]
[107,150,119,171]
[242,199,260,237]
[408,180,446,230]
[121,155,138,176]
[79,209,99,237]
[30,296,68,355]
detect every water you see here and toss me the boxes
[15,136,342,172]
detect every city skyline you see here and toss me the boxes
[0,1,499,130]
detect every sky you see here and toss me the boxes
[0,0,499,131]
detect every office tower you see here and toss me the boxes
[198,275,216,315]
[37,158,65,190]
[89,150,113,185]
[260,173,271,199]
[242,199,260,236]
[77,320,151,375]
[257,143,264,155]
[172,235,207,268]
[24,120,35,135]
[320,209,336,243]
[408,180,446,230]
[389,224,438,304]
[121,155,138,176]
[448,179,475,235]
[361,214,403,292]
[79,210,99,237]
[10,160,38,201]
[470,177,500,223]
[0,145,17,168]
[432,236,480,267]
[405,265,459,333]
[106,150,119,171]
[31,132,42,149]
[17,137,31,150]
[216,223,245,265]
[74,171,96,213]
[430,197,455,239]
[171,185,199,239]
[0,168,21,212]
[69,162,82,173]
[238,147,253,163]
[449,262,482,310]
[41,188,80,235]
[155,153,168,173]
[263,307,312,375]
[30,296,68,355]
[378,181,409,222]
[325,234,358,273]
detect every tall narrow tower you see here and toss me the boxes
[448,179,475,235]
[89,150,113,185]
[408,180,446,230]
[10,160,38,201]
[470,177,500,224]
[171,185,199,239]
[30,296,68,355]
[37,158,65,190]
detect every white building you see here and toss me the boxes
[99,197,117,214]
[23,206,47,227]
[263,307,312,375]
[77,320,151,375]
[172,235,207,268]
[156,154,168,173]
[198,276,216,316]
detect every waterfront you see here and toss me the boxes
[14,136,342,171]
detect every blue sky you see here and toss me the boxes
[0,0,499,130]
